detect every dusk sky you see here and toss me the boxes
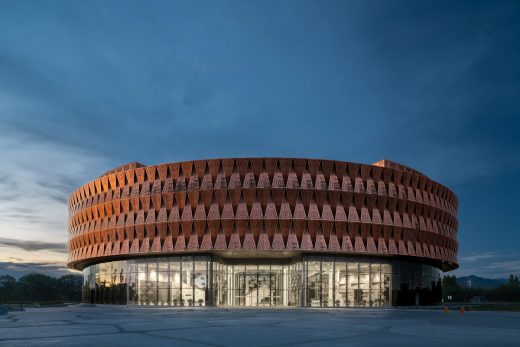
[0,0,519,278]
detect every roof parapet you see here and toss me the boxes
[98,162,145,178]
[372,159,426,177]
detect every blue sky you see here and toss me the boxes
[0,0,519,278]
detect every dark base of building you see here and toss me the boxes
[82,254,443,307]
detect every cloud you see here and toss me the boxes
[454,251,520,278]
[0,130,112,263]
[481,260,520,273]
[0,0,518,275]
[0,237,66,252]
[459,252,518,263]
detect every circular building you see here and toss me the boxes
[67,158,458,307]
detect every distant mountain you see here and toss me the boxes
[0,262,77,279]
[457,275,508,288]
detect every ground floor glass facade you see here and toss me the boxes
[82,255,442,307]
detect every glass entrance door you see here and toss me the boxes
[213,262,302,307]
[235,271,282,306]
[224,264,284,306]
[236,272,258,306]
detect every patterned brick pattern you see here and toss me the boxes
[67,158,458,270]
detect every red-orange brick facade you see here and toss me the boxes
[68,158,458,307]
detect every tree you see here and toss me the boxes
[57,275,83,301]
[507,275,519,289]
[0,273,84,303]
[18,273,58,302]
[0,275,18,301]
[442,275,458,290]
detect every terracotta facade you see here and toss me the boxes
[67,158,458,272]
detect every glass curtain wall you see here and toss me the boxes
[301,256,441,307]
[83,255,211,306]
[83,255,442,307]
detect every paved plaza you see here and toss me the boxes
[1,305,520,346]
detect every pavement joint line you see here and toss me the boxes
[2,307,520,345]
[0,323,75,329]
[142,331,228,347]
[0,331,129,342]
[259,331,389,347]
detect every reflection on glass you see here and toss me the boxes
[82,255,442,307]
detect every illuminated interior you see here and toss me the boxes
[82,255,442,307]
